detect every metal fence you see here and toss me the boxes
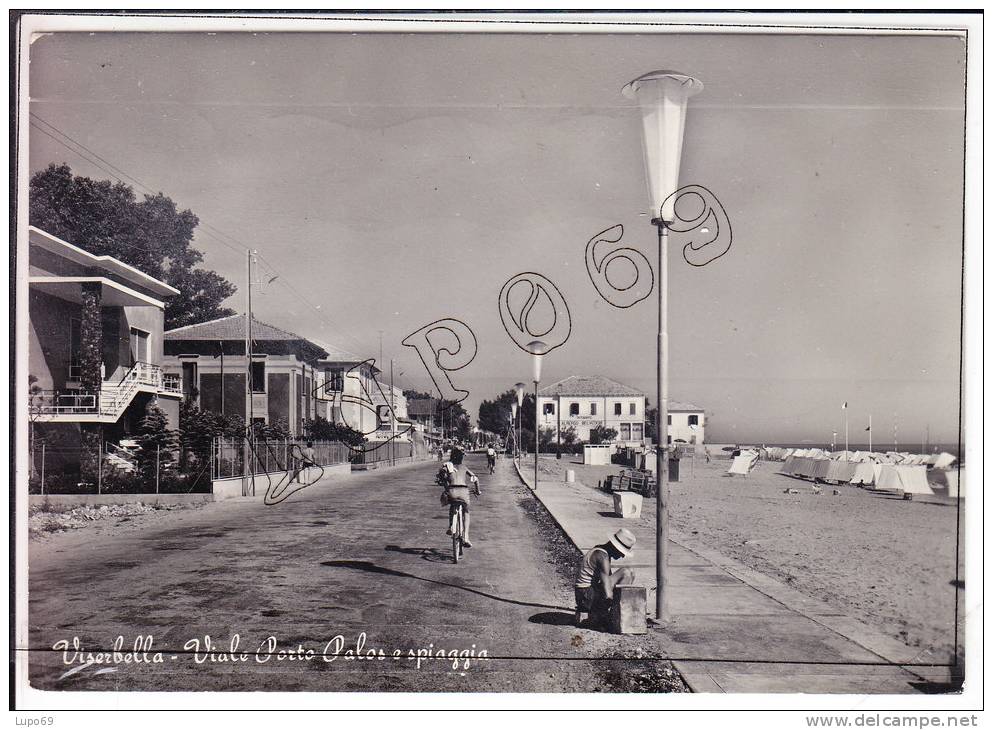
[350,439,414,465]
[211,438,349,481]
[28,443,212,495]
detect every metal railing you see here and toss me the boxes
[211,438,350,481]
[30,362,179,417]
[29,391,98,415]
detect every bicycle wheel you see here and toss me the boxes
[452,507,462,563]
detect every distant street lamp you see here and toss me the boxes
[511,403,519,458]
[623,70,703,623]
[526,341,548,491]
[514,382,527,464]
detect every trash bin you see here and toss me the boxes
[668,455,680,482]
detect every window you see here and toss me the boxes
[543,403,556,415]
[667,415,672,425]
[324,367,344,393]
[250,361,266,393]
[629,402,636,415]
[631,423,644,440]
[569,402,579,416]
[590,402,597,416]
[614,402,622,416]
[688,414,699,426]
[129,327,150,365]
[619,423,631,440]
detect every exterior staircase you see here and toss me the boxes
[31,361,181,423]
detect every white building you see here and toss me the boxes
[537,375,646,446]
[536,375,705,447]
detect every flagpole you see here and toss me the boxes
[844,405,849,456]
[868,414,872,452]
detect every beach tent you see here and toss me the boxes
[875,465,934,495]
[824,461,857,483]
[930,452,957,469]
[779,456,797,475]
[927,468,961,497]
[896,465,933,494]
[850,462,875,485]
[728,452,759,476]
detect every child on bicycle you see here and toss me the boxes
[441,448,480,547]
[485,443,496,473]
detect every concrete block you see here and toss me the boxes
[609,585,647,635]
[612,491,643,519]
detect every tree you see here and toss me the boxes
[538,427,557,451]
[29,164,237,329]
[560,426,578,448]
[135,401,180,485]
[590,425,618,445]
[477,389,517,436]
[304,416,365,449]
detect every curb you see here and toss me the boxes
[510,457,697,692]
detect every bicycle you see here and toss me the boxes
[487,457,495,474]
[450,501,467,563]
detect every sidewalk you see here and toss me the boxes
[515,461,954,694]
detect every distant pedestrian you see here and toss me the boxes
[298,441,316,483]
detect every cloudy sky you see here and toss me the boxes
[27,26,967,444]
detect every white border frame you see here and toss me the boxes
[10,9,984,715]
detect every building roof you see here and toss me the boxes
[165,314,328,360]
[668,401,705,413]
[29,226,180,299]
[539,375,644,398]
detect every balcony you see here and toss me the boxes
[29,361,180,422]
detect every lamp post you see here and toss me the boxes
[511,403,519,459]
[526,341,548,491]
[623,70,702,623]
[514,382,527,464]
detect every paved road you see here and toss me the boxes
[27,457,685,692]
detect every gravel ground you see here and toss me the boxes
[525,455,965,662]
[510,477,688,692]
[28,501,206,539]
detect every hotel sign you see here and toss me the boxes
[561,417,601,429]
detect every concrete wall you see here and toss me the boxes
[28,289,80,391]
[30,493,213,508]
[212,462,352,499]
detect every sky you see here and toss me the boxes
[27,28,967,445]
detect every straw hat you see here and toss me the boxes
[609,528,637,557]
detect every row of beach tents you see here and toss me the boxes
[776,452,961,497]
[761,446,957,469]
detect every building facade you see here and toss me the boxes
[536,375,706,447]
[537,376,646,446]
[666,402,707,446]
[163,314,328,437]
[27,226,182,464]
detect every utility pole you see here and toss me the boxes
[245,250,255,496]
[390,359,396,466]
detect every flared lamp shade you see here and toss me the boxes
[526,341,548,384]
[511,403,518,419]
[514,382,527,407]
[622,70,703,223]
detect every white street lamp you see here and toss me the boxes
[623,69,703,624]
[526,341,548,491]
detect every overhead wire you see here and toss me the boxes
[30,112,371,355]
